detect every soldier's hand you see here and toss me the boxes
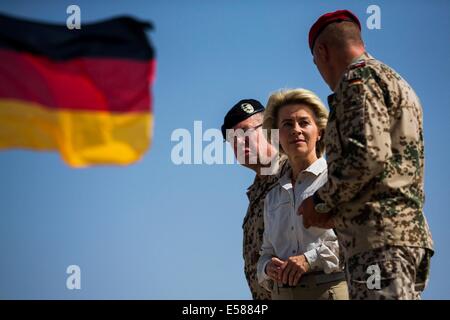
[281,255,310,286]
[265,257,285,282]
[298,197,335,229]
[298,196,316,228]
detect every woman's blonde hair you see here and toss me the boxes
[263,88,329,157]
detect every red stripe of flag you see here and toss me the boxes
[0,48,155,113]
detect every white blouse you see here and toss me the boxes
[257,157,341,289]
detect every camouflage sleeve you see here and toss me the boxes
[257,198,275,291]
[318,67,393,214]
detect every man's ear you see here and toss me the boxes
[317,43,329,62]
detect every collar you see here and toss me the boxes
[246,156,287,195]
[304,157,327,176]
[350,51,373,64]
[332,51,374,92]
[279,157,327,188]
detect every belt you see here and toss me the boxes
[279,271,345,288]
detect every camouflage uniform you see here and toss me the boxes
[345,245,431,299]
[316,52,434,299]
[243,158,288,300]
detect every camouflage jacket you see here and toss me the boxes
[243,157,288,300]
[317,52,434,259]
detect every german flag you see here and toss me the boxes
[0,14,155,167]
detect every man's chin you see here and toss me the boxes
[243,156,259,166]
[237,155,259,167]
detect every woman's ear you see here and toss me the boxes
[317,129,325,143]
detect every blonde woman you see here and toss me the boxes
[257,88,348,300]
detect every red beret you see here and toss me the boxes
[309,10,361,53]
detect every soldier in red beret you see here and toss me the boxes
[298,10,434,300]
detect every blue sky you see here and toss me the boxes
[0,0,449,299]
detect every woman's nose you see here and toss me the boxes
[291,122,302,135]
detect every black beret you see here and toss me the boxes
[221,99,265,140]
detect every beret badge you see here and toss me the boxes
[241,103,255,114]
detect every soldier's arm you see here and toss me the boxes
[317,69,392,214]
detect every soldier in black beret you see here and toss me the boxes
[222,99,288,300]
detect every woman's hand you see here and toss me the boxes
[265,257,285,282]
[281,254,311,286]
